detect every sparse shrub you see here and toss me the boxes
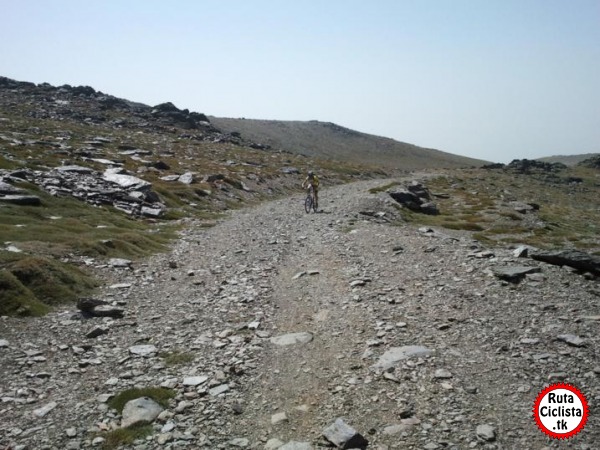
[160,350,195,366]
[102,424,153,450]
[9,256,97,306]
[368,181,402,194]
[0,269,50,316]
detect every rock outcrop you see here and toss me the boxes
[388,181,439,215]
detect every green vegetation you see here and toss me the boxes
[97,387,175,448]
[0,254,97,316]
[0,182,177,259]
[368,181,402,194]
[102,424,153,450]
[0,269,50,316]
[398,168,600,252]
[107,387,175,413]
[159,349,195,366]
[0,182,177,316]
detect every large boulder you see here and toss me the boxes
[492,265,541,283]
[530,250,600,275]
[121,397,163,428]
[388,182,438,215]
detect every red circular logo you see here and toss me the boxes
[533,382,589,439]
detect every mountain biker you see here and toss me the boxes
[302,170,319,207]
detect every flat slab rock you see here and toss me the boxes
[182,375,208,386]
[129,344,157,356]
[0,195,41,205]
[371,345,433,370]
[33,401,57,418]
[270,332,313,346]
[278,442,313,450]
[530,249,600,274]
[492,265,541,282]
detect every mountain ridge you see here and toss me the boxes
[536,152,600,166]
[210,117,489,169]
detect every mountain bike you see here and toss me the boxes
[304,185,318,213]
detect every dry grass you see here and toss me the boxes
[397,168,600,252]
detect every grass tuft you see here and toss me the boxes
[8,256,97,306]
[159,350,195,366]
[107,387,175,414]
[0,269,50,316]
[102,424,153,450]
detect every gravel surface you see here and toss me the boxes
[1,178,598,450]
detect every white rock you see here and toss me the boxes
[476,424,497,441]
[103,168,150,190]
[182,376,208,386]
[161,378,178,389]
[157,433,173,444]
[229,438,250,447]
[33,401,57,418]
[371,346,433,370]
[161,421,176,433]
[104,377,119,386]
[109,283,132,289]
[247,321,261,330]
[271,411,288,425]
[208,384,230,396]
[108,258,132,268]
[97,394,113,403]
[265,438,285,449]
[557,334,585,347]
[121,397,163,428]
[0,339,9,348]
[270,332,313,346]
[129,345,157,356]
[279,442,313,450]
[434,368,453,379]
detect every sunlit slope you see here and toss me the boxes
[210,117,489,169]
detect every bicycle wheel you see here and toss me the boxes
[305,194,313,213]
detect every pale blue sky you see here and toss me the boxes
[1,0,599,163]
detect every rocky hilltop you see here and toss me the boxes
[0,75,386,223]
[209,118,489,170]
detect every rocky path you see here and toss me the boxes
[1,178,598,450]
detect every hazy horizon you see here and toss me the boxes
[1,0,598,164]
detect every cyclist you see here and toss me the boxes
[302,170,319,208]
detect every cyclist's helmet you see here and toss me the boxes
[308,170,314,176]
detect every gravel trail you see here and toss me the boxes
[1,178,598,450]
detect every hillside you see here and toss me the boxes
[0,75,385,316]
[209,117,489,170]
[537,152,600,166]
